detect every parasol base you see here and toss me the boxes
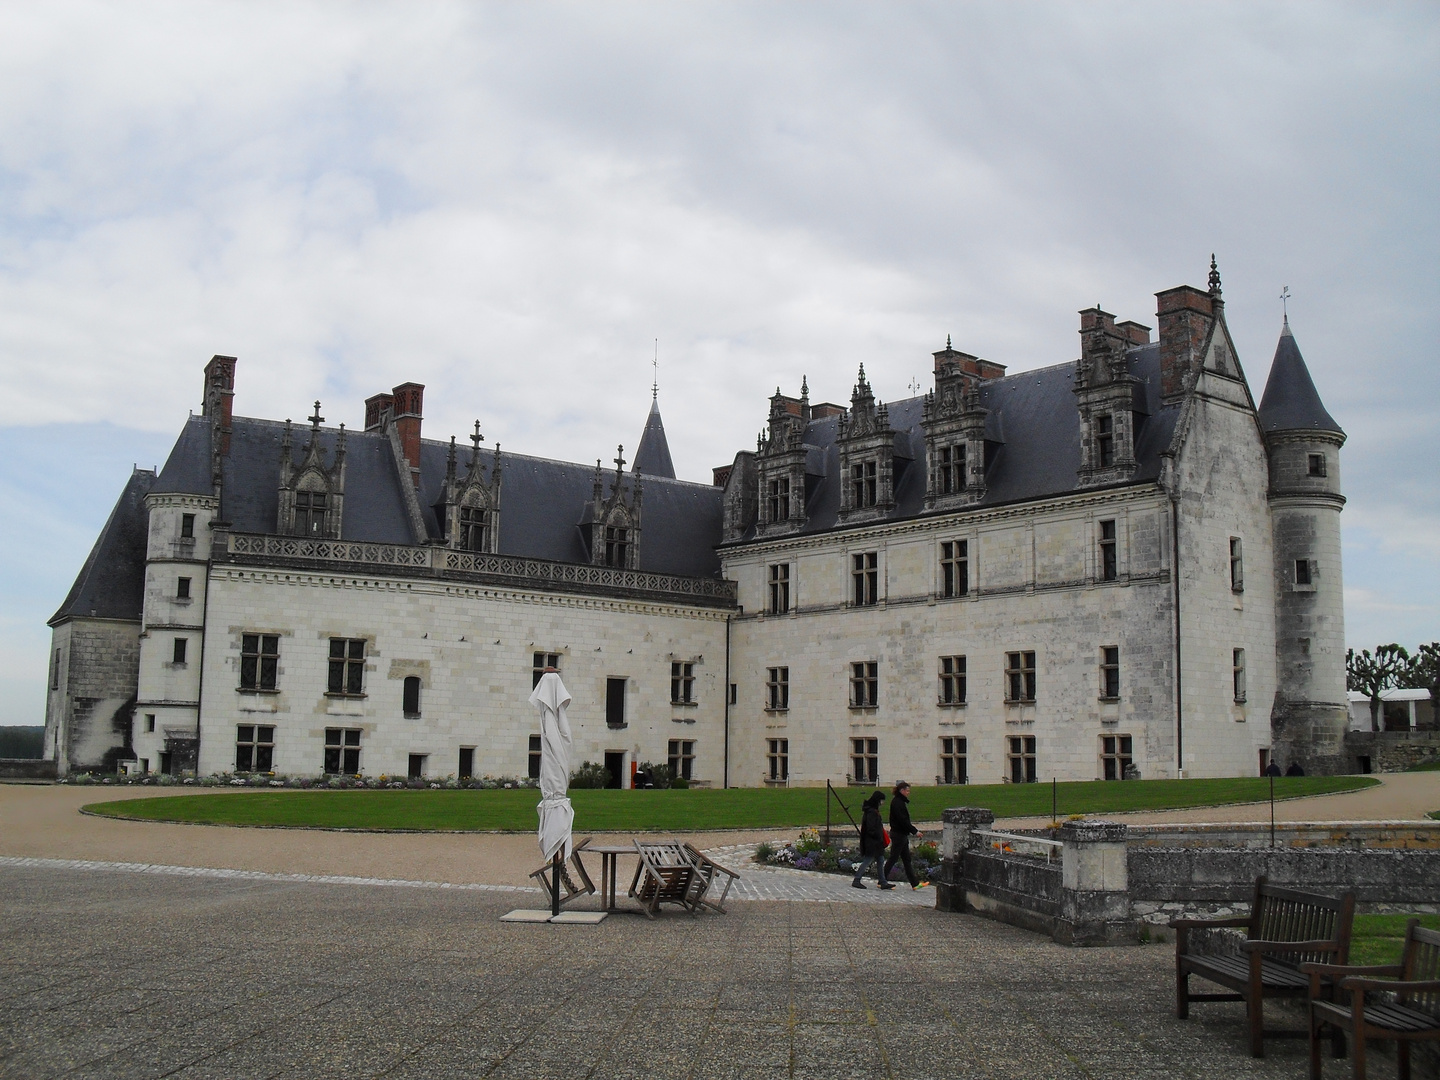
[500,909,608,924]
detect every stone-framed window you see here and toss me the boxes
[458,505,489,551]
[144,713,156,733]
[1095,414,1115,468]
[1294,558,1314,588]
[1007,735,1037,784]
[1229,536,1244,592]
[528,736,542,779]
[1005,651,1036,704]
[940,540,968,598]
[1232,648,1247,703]
[532,651,561,688]
[323,727,361,774]
[172,637,188,665]
[240,634,279,691]
[768,563,790,615]
[1098,520,1118,581]
[51,648,62,690]
[767,738,789,783]
[292,489,329,537]
[177,576,192,600]
[939,655,966,706]
[667,739,695,781]
[767,477,791,522]
[851,551,879,606]
[180,513,195,539]
[849,661,878,709]
[850,460,878,508]
[602,525,632,568]
[939,736,967,785]
[937,444,966,494]
[403,676,422,718]
[1307,453,1327,477]
[235,724,274,773]
[1101,735,1133,781]
[766,667,789,712]
[606,677,627,728]
[851,737,878,784]
[327,638,366,696]
[670,661,695,705]
[1100,646,1120,701]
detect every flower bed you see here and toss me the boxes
[754,828,942,881]
[57,771,538,790]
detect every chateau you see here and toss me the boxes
[43,263,1352,785]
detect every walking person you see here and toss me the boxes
[883,781,928,890]
[850,791,891,889]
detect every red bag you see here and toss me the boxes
[882,828,890,845]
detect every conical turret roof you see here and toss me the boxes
[1257,321,1343,436]
[633,395,676,478]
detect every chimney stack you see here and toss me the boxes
[202,355,236,453]
[391,382,425,486]
[1155,286,1215,401]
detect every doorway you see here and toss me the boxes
[604,751,625,790]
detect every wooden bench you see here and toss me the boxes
[1172,876,1356,1057]
[1302,919,1440,1079]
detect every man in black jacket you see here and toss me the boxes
[884,781,927,890]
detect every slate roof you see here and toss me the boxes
[50,468,156,625]
[633,396,677,479]
[737,343,1179,540]
[1257,322,1343,436]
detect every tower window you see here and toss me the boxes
[1233,648,1247,703]
[172,638,188,665]
[1098,520,1117,581]
[402,676,421,717]
[176,576,192,600]
[1307,453,1326,477]
[1096,415,1115,468]
[1294,559,1312,587]
[1229,537,1244,592]
[940,540,968,598]
[180,513,195,539]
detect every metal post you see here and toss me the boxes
[1269,775,1275,849]
[551,851,562,916]
[825,780,832,846]
[1052,777,1057,824]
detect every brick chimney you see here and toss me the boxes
[364,392,394,432]
[391,382,424,485]
[1156,285,1214,401]
[202,355,236,453]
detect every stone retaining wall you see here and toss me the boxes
[0,759,57,780]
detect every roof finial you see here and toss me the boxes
[1209,254,1222,297]
[946,333,952,350]
[614,444,627,476]
[1280,285,1291,328]
[652,339,659,400]
[309,401,324,431]
[800,375,809,399]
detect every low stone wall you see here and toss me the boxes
[1129,847,1440,905]
[1345,730,1440,772]
[0,759,57,781]
[960,850,1061,939]
[1127,821,1440,850]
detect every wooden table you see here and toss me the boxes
[585,842,639,913]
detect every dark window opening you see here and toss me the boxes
[177,576,192,600]
[532,652,560,688]
[851,460,878,508]
[1099,520,1117,581]
[527,736,541,779]
[940,540,969,598]
[1100,646,1120,700]
[939,655,966,705]
[1233,648,1247,703]
[328,638,366,695]
[603,525,630,567]
[1008,735,1037,783]
[1101,735,1133,781]
[850,661,878,709]
[1230,537,1244,592]
[180,513,195,539]
[323,728,361,774]
[767,738,789,782]
[851,737,878,783]
[408,754,426,780]
[766,667,789,711]
[767,476,790,522]
[172,637,187,665]
[940,736,967,785]
[1005,651,1036,703]
[768,563,790,614]
[293,490,328,537]
[1295,559,1312,586]
[240,634,279,690]
[851,551,879,606]
[1096,414,1115,468]
[938,444,965,494]
[235,724,274,773]
[1307,453,1326,477]
[667,739,695,781]
[605,677,627,727]
[670,662,695,705]
[459,747,475,780]
[459,506,489,551]
[403,676,421,717]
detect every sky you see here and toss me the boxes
[1,2,1436,727]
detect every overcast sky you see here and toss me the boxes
[1,2,1436,726]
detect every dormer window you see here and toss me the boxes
[603,526,631,567]
[851,460,877,508]
[1096,415,1115,468]
[458,505,489,551]
[938,445,965,494]
[767,477,790,522]
[293,489,328,536]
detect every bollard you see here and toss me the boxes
[938,807,994,912]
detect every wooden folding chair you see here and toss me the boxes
[683,843,740,913]
[629,841,704,918]
[528,836,596,909]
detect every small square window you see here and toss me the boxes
[1307,453,1326,477]
[172,638,187,665]
[532,652,561,688]
[176,577,191,600]
[1294,559,1312,587]
[180,513,195,539]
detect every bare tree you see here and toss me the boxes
[1346,644,1410,732]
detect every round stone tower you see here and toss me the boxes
[1258,318,1349,773]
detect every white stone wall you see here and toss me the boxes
[724,490,1178,787]
[43,617,142,774]
[195,568,729,781]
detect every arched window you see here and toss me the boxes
[403,676,421,718]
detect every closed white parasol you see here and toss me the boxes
[528,669,574,863]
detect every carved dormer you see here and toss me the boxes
[836,365,897,523]
[439,421,502,553]
[922,338,990,510]
[277,401,346,538]
[584,446,642,568]
[1074,307,1144,487]
[755,379,810,537]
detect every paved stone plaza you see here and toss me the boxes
[1,863,1330,1080]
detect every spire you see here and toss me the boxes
[633,392,677,479]
[1257,320,1343,436]
[1208,254,1222,299]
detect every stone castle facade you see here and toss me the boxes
[44,262,1352,785]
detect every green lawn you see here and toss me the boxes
[83,775,1375,833]
[1350,913,1440,966]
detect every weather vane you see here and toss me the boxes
[1280,285,1291,321]
[652,339,659,400]
[908,376,922,395]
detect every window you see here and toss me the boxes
[1233,649,1247,703]
[940,736,967,785]
[606,677,627,727]
[180,513,195,539]
[327,638,366,696]
[729,683,737,706]
[144,713,156,733]
[1294,559,1312,586]
[527,736,541,779]
[459,506,489,551]
[939,655,966,705]
[1101,735,1133,781]
[1230,537,1244,592]
[851,460,877,508]
[670,662,695,705]
[403,676,421,717]
[1005,651,1036,703]
[767,477,790,522]
[852,551,879,606]
[1096,414,1115,468]
[459,747,475,779]
[235,724,275,772]
[51,649,61,690]
[938,444,965,494]
[767,738,789,782]
[1100,646,1120,700]
[323,728,361,774]
[293,490,327,536]
[1308,453,1326,477]
[1008,736,1037,784]
[172,637,187,665]
[940,540,968,598]
[850,661,878,709]
[532,652,561,688]
[177,576,192,600]
[602,526,630,567]
[408,754,426,780]
[240,634,279,690]
[1099,520,1117,581]
[851,738,878,783]
[768,563,790,615]
[667,739,695,781]
[766,667,790,711]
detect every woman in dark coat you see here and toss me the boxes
[883,781,926,889]
[851,791,890,889]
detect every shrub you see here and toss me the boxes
[670,775,689,790]
[754,841,774,862]
[569,761,611,789]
